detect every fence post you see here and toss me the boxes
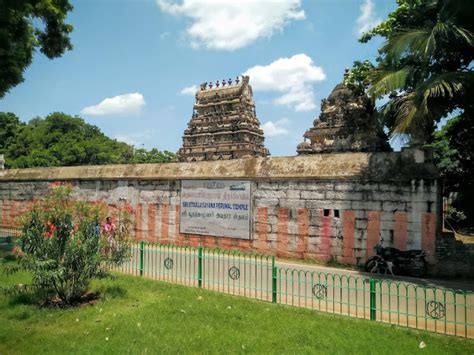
[198,246,203,288]
[272,256,277,303]
[370,278,377,321]
[139,241,144,277]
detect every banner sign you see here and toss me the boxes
[180,180,251,239]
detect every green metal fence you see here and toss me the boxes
[115,242,273,302]
[201,248,273,301]
[276,267,474,338]
[0,226,20,259]
[115,241,473,339]
[1,229,472,339]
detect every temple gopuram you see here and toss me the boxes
[177,76,270,162]
[297,70,390,154]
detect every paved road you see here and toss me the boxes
[116,245,474,338]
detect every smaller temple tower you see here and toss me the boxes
[177,76,269,162]
[297,70,391,154]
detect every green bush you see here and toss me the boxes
[10,184,131,304]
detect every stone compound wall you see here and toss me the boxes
[0,149,444,271]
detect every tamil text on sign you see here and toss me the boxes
[180,180,251,239]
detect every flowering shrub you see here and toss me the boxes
[11,184,131,304]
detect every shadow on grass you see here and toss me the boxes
[7,289,48,307]
[101,285,127,300]
[8,310,31,321]
[6,286,108,308]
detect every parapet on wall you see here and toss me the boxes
[0,149,440,267]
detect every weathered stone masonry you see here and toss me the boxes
[0,150,442,269]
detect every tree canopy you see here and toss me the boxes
[428,115,474,227]
[347,0,474,229]
[0,112,176,168]
[0,0,74,97]
[347,0,474,143]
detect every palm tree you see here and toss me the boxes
[362,0,474,143]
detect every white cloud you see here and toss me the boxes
[244,53,325,112]
[81,93,145,116]
[157,0,305,50]
[115,134,140,146]
[261,119,290,137]
[114,131,152,147]
[356,0,381,35]
[180,85,198,95]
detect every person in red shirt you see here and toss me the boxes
[102,216,116,249]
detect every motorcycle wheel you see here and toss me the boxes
[365,259,387,275]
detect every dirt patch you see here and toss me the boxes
[39,291,100,308]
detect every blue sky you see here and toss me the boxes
[0,0,398,156]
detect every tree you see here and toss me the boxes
[131,148,177,164]
[3,112,134,168]
[0,0,74,97]
[9,184,131,304]
[0,112,23,152]
[428,115,474,229]
[347,0,474,143]
[1,112,176,168]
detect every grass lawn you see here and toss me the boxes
[0,262,473,354]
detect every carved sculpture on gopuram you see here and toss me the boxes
[297,70,391,154]
[177,75,270,162]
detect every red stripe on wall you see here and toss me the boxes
[4,200,10,227]
[277,208,289,257]
[10,200,17,227]
[320,210,332,262]
[342,210,356,264]
[204,236,215,248]
[393,212,408,250]
[220,237,233,250]
[160,204,169,244]
[148,204,156,242]
[366,211,381,259]
[256,207,268,253]
[421,212,437,256]
[297,208,309,258]
[10,201,17,227]
[239,239,251,251]
[188,234,199,247]
[175,205,184,245]
[134,203,143,241]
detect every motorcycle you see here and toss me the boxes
[365,239,428,277]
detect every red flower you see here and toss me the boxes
[44,221,57,238]
[124,204,134,214]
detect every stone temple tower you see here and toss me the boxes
[177,76,270,162]
[297,70,391,154]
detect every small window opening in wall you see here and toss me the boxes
[323,209,330,217]
[427,201,433,213]
[389,230,394,244]
[334,209,340,218]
